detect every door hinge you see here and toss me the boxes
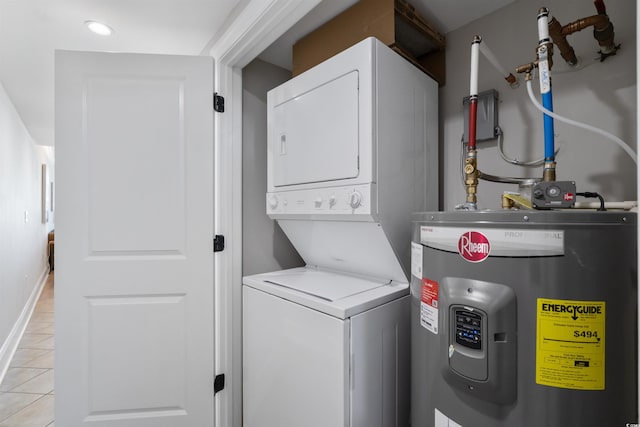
[214,93,225,113]
[214,374,225,394]
[213,235,225,252]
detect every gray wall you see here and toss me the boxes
[242,58,304,276]
[441,0,636,210]
[0,80,53,358]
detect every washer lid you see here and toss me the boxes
[262,268,386,301]
[243,267,408,319]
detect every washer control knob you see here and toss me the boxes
[329,195,337,207]
[349,191,362,209]
[267,194,279,209]
[314,196,323,208]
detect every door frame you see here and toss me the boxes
[206,1,321,425]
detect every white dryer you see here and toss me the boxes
[243,37,438,427]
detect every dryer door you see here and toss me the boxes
[271,70,360,187]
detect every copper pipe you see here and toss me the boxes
[515,61,537,75]
[502,194,514,210]
[543,161,556,182]
[548,17,577,65]
[548,13,618,65]
[464,150,480,204]
[505,73,519,88]
[562,14,610,35]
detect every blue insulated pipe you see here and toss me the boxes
[538,8,555,162]
[541,90,555,161]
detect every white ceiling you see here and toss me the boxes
[0,0,242,146]
[411,0,516,36]
[0,0,514,147]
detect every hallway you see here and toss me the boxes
[0,273,55,426]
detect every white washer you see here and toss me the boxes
[243,267,409,427]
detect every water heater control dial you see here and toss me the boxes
[267,194,279,209]
[349,191,362,209]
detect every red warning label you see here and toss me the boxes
[421,279,439,308]
[420,279,439,334]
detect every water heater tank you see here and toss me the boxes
[411,210,637,427]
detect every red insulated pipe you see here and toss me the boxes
[468,98,478,151]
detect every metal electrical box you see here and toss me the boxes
[463,89,498,142]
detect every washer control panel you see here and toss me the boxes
[266,184,375,216]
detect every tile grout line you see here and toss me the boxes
[1,369,52,393]
[0,394,48,424]
[0,393,49,425]
[0,273,55,426]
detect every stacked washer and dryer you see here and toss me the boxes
[242,37,438,427]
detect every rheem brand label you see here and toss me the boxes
[457,231,490,263]
[421,226,564,257]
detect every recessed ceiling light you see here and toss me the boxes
[85,20,113,36]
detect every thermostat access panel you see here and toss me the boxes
[455,309,482,350]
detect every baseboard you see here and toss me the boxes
[0,266,49,385]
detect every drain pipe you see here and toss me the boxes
[537,8,556,182]
[462,35,482,209]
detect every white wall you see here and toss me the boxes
[242,58,303,275]
[0,81,53,352]
[441,0,636,210]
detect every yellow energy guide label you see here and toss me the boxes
[536,298,605,390]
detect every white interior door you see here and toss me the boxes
[55,51,215,426]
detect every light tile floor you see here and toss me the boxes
[0,273,54,426]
